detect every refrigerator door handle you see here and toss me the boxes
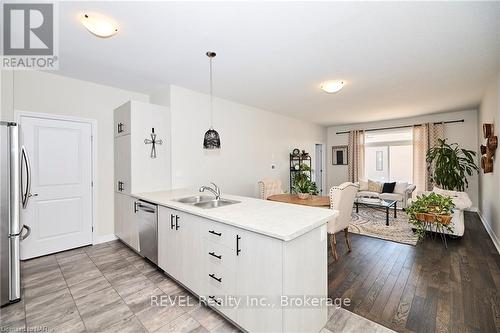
[21,145,32,209]
[20,225,31,240]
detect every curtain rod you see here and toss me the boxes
[335,119,464,135]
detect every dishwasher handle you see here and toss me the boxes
[134,201,156,214]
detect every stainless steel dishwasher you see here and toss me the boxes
[134,200,158,264]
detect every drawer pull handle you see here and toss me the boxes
[117,122,124,133]
[209,230,222,236]
[208,252,222,260]
[175,215,180,230]
[208,295,221,305]
[170,214,175,229]
[209,273,222,283]
[236,235,241,256]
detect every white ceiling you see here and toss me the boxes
[57,1,500,126]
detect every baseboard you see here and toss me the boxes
[93,233,118,245]
[477,211,500,254]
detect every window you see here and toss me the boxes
[364,128,413,183]
[376,151,383,171]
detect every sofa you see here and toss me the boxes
[356,179,416,209]
[421,187,472,237]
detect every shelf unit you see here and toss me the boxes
[289,153,312,192]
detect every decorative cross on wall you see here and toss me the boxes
[144,128,163,159]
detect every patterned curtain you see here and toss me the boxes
[347,130,365,182]
[413,122,444,194]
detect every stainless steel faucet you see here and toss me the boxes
[199,182,221,200]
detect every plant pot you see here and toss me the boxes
[436,214,452,225]
[415,213,436,223]
[297,193,310,200]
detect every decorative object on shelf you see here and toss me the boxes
[300,150,309,159]
[144,127,163,158]
[203,51,221,149]
[332,145,348,165]
[480,123,497,173]
[292,148,300,157]
[405,192,455,247]
[426,139,479,192]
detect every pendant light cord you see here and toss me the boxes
[209,56,214,129]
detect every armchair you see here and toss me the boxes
[258,179,284,199]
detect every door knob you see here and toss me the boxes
[28,193,38,197]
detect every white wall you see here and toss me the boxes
[326,110,479,208]
[478,72,500,251]
[0,70,149,238]
[165,85,326,197]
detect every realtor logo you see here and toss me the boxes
[2,2,59,69]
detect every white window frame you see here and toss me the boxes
[364,130,413,182]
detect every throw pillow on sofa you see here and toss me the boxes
[382,182,396,193]
[394,182,408,194]
[358,179,369,191]
[368,180,382,193]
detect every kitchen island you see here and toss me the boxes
[117,189,338,333]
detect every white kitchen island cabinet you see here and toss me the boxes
[146,189,336,333]
[158,206,204,295]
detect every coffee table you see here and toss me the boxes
[355,197,397,226]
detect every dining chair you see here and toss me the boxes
[328,182,359,261]
[258,179,284,199]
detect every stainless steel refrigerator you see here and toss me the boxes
[1,121,31,306]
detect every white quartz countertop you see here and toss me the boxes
[132,189,338,241]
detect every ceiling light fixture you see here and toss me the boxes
[320,80,345,94]
[80,13,119,38]
[203,52,221,149]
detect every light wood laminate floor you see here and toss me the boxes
[1,237,392,333]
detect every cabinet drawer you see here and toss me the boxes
[202,220,238,250]
[205,241,233,268]
[206,285,237,322]
[203,241,235,293]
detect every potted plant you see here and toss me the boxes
[405,192,455,239]
[292,177,317,199]
[426,139,479,191]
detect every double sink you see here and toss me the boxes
[174,195,240,209]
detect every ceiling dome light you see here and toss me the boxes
[80,13,119,38]
[321,80,345,93]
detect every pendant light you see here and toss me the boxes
[203,51,221,149]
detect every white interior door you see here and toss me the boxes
[19,115,93,259]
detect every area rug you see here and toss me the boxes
[348,208,418,246]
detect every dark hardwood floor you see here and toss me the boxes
[328,212,500,333]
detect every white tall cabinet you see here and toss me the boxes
[114,100,171,250]
[113,100,171,194]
